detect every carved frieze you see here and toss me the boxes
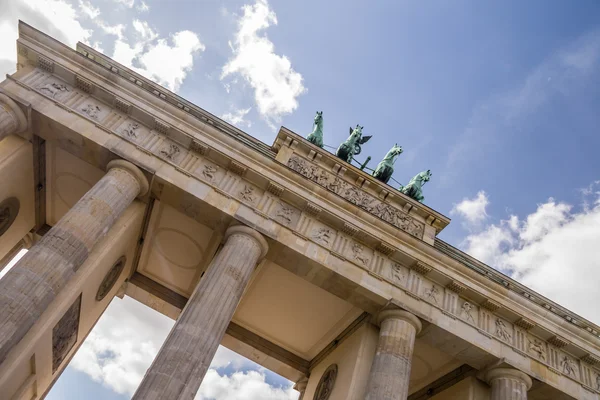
[38,81,71,100]
[561,355,578,378]
[287,155,424,238]
[350,242,371,267]
[495,318,512,342]
[528,338,547,361]
[159,143,181,162]
[273,201,300,227]
[460,301,476,324]
[423,284,441,305]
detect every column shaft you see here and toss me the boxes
[132,225,268,400]
[0,93,27,141]
[0,160,147,364]
[365,310,422,400]
[485,368,532,400]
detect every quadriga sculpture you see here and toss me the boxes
[399,170,432,202]
[306,111,324,148]
[336,125,372,163]
[372,144,403,184]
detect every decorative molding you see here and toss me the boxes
[267,181,284,197]
[446,280,466,294]
[375,241,394,256]
[38,55,54,72]
[229,160,247,176]
[411,261,432,276]
[341,223,358,237]
[190,139,209,155]
[75,75,93,93]
[304,202,322,216]
[480,299,501,312]
[114,98,131,114]
[548,335,569,348]
[287,155,424,239]
[154,118,170,135]
[581,354,600,366]
[515,317,536,331]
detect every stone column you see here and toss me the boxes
[294,377,309,400]
[484,368,532,400]
[365,309,422,400]
[0,93,27,141]
[132,225,268,400]
[0,233,34,273]
[0,160,148,364]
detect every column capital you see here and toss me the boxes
[485,367,532,391]
[107,160,149,197]
[225,225,269,259]
[377,309,422,334]
[293,376,309,392]
[0,93,27,133]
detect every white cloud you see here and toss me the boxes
[132,19,157,42]
[78,0,100,19]
[114,0,135,8]
[97,21,125,39]
[0,0,92,76]
[137,1,149,12]
[451,190,489,226]
[459,183,600,325]
[221,0,306,129]
[196,370,298,400]
[221,107,252,127]
[445,29,600,182]
[112,30,204,92]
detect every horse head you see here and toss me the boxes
[314,111,323,125]
[420,169,432,183]
[390,143,403,157]
[348,125,364,141]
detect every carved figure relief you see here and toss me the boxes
[81,103,101,119]
[312,227,332,246]
[202,164,217,181]
[561,356,577,377]
[287,155,425,238]
[351,243,370,266]
[38,82,70,99]
[275,203,295,225]
[96,256,126,301]
[423,284,439,305]
[52,296,81,373]
[461,302,475,323]
[495,318,512,342]
[0,197,19,237]
[122,122,139,138]
[528,338,546,361]
[160,144,180,161]
[314,364,337,400]
[390,263,405,285]
[240,185,255,203]
[596,373,600,391]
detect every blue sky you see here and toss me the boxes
[1,0,600,398]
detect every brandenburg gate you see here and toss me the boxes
[0,21,599,400]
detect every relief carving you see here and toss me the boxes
[561,356,577,377]
[596,373,600,391]
[423,284,440,305]
[0,197,19,237]
[275,202,295,225]
[160,144,180,161]
[495,318,512,342]
[52,296,81,373]
[390,263,405,285]
[312,227,332,246]
[122,122,139,138]
[202,164,218,181]
[81,103,101,119]
[38,82,70,99]
[351,243,370,266]
[287,155,424,238]
[461,301,475,323]
[314,364,337,400]
[240,185,256,203]
[528,338,546,361]
[96,256,126,301]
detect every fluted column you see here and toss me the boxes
[365,309,422,400]
[294,377,309,400]
[132,225,268,400]
[485,368,532,400]
[0,160,148,364]
[0,93,27,141]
